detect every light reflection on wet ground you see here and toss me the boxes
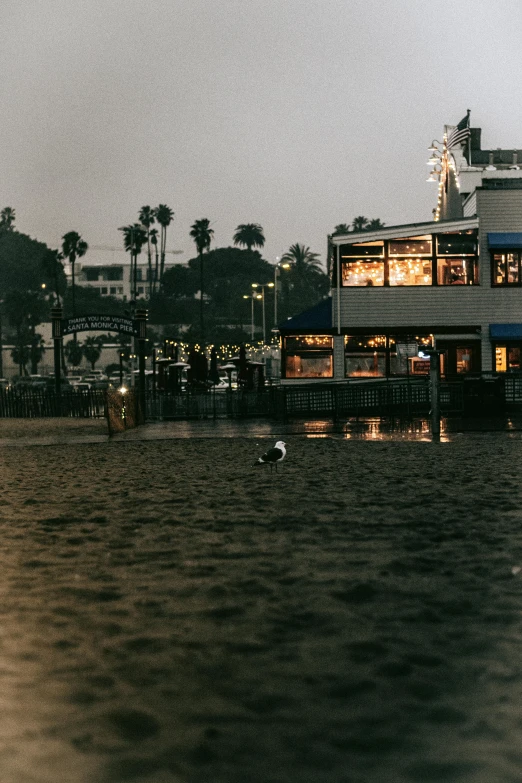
[112,416,522,443]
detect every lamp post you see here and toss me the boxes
[273,259,291,327]
[251,282,274,344]
[243,292,262,340]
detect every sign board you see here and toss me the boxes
[396,342,418,359]
[62,315,139,337]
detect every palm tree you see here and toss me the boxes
[281,243,321,272]
[139,206,156,298]
[233,223,265,252]
[83,336,103,371]
[41,249,66,305]
[280,244,324,316]
[119,224,147,303]
[61,231,88,319]
[332,223,351,236]
[189,218,214,341]
[149,228,159,294]
[366,218,386,231]
[155,204,174,288]
[352,216,369,232]
[0,207,15,231]
[64,339,84,370]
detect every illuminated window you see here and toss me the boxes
[284,336,333,379]
[345,335,386,377]
[389,258,432,286]
[342,260,384,286]
[495,345,521,371]
[345,334,432,377]
[492,253,521,285]
[437,257,477,285]
[456,347,473,373]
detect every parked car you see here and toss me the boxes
[0,378,10,390]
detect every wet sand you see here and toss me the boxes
[1,427,522,782]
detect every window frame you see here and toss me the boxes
[340,230,479,287]
[491,251,522,287]
[282,335,334,379]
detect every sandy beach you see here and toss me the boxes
[1,423,522,782]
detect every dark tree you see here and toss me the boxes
[189,218,214,343]
[61,231,88,319]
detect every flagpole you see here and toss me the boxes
[467,109,471,166]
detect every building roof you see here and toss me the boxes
[279,297,332,332]
[330,216,479,245]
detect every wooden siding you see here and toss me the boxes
[334,286,522,329]
[477,189,522,283]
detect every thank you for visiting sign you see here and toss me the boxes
[61,314,139,337]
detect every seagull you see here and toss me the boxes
[252,440,287,473]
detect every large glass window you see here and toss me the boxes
[342,260,384,286]
[437,257,477,285]
[389,236,432,256]
[389,259,432,286]
[345,334,432,377]
[339,230,478,287]
[492,253,521,285]
[284,336,333,379]
[345,335,386,377]
[436,232,477,256]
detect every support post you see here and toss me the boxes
[135,309,148,423]
[428,350,441,438]
[51,306,63,411]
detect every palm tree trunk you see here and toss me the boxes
[159,225,166,289]
[147,235,153,298]
[199,252,204,342]
[154,248,159,294]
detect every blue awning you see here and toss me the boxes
[488,232,522,249]
[279,297,332,331]
[490,323,522,339]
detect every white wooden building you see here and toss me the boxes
[279,118,522,382]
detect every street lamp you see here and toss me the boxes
[273,259,291,327]
[243,292,262,340]
[251,282,275,344]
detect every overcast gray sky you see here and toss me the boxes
[2,0,522,269]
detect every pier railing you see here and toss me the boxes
[0,387,107,418]
[0,374,515,421]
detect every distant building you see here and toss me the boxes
[70,259,179,301]
[279,115,522,381]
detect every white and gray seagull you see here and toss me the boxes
[252,440,287,473]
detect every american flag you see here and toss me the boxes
[447,111,471,149]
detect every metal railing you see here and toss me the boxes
[0,388,107,418]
